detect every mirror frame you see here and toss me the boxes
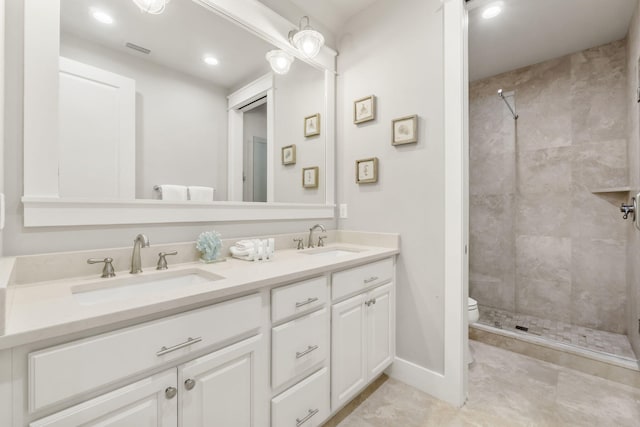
[22,0,336,227]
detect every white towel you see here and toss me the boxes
[188,186,214,201]
[234,240,255,251]
[158,185,188,201]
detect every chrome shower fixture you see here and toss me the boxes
[498,89,519,120]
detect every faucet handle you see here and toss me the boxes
[87,257,116,278]
[317,236,327,247]
[157,251,178,270]
[293,238,304,250]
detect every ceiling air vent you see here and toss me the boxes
[125,42,151,55]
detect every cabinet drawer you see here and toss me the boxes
[271,276,327,323]
[272,368,329,427]
[29,293,261,412]
[331,258,393,301]
[271,308,328,389]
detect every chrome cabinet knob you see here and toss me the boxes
[184,378,196,390]
[165,386,177,399]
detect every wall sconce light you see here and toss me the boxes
[266,50,294,75]
[288,16,325,59]
[131,0,170,14]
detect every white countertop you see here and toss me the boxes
[0,239,398,350]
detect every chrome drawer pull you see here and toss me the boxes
[296,345,319,359]
[156,337,202,356]
[295,297,319,308]
[364,276,379,284]
[296,408,319,426]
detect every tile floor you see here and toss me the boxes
[477,305,636,361]
[328,341,640,426]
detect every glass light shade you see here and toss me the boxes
[266,50,294,75]
[131,0,170,14]
[292,29,325,59]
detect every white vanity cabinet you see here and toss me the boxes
[30,334,264,427]
[270,277,331,426]
[330,261,395,411]
[29,369,178,427]
[21,294,267,427]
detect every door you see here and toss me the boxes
[179,334,265,427]
[252,137,268,202]
[58,57,135,200]
[366,283,394,378]
[330,293,366,410]
[30,370,177,427]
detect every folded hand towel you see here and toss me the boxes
[158,185,188,201]
[230,246,254,257]
[234,240,256,251]
[188,186,214,201]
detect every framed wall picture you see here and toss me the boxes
[281,144,296,165]
[354,95,376,124]
[302,166,319,188]
[355,157,378,184]
[304,113,321,137]
[392,114,418,145]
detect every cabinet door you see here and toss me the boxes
[30,370,177,427]
[366,283,394,378]
[179,334,266,427]
[331,293,366,411]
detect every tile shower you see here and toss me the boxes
[469,39,638,362]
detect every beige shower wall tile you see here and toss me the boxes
[570,190,627,241]
[571,40,627,144]
[516,192,571,237]
[571,139,628,191]
[517,146,572,194]
[515,57,573,152]
[571,238,627,334]
[516,278,572,324]
[470,152,515,195]
[516,235,571,283]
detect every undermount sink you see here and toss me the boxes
[299,247,364,257]
[72,268,224,306]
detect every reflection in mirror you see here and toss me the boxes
[59,0,326,203]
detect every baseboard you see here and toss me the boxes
[386,357,461,405]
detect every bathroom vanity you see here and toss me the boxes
[0,232,398,426]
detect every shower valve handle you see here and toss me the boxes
[620,202,635,221]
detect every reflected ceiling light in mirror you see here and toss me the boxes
[131,0,170,15]
[203,56,220,66]
[266,50,294,75]
[482,3,503,19]
[288,16,325,59]
[91,9,114,25]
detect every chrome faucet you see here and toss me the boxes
[130,234,150,274]
[307,224,326,248]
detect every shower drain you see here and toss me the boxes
[515,325,529,332]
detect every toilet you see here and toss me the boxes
[467,297,479,364]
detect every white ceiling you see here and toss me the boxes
[469,0,637,81]
[61,0,275,90]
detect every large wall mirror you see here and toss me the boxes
[22,0,336,226]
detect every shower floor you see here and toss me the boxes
[477,305,637,361]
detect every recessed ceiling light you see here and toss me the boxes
[92,9,114,25]
[203,56,219,66]
[482,5,502,19]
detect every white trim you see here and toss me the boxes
[386,358,450,400]
[441,0,467,407]
[22,198,335,227]
[22,0,337,227]
[324,70,336,208]
[227,74,275,202]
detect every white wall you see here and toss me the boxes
[60,34,229,201]
[273,61,326,203]
[337,0,446,374]
[3,0,336,256]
